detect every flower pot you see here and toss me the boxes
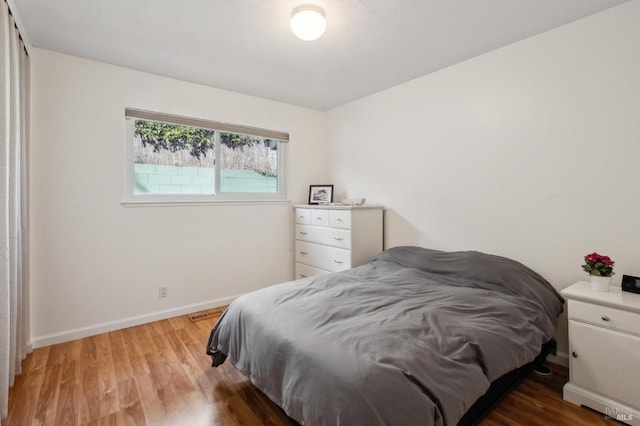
[589,275,611,292]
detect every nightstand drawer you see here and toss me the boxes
[295,224,351,249]
[295,241,351,272]
[569,299,640,336]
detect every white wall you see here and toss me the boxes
[30,1,640,357]
[29,49,326,346]
[326,0,640,358]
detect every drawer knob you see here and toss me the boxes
[572,351,578,358]
[299,251,308,255]
[299,232,308,235]
[337,218,343,222]
[299,274,308,278]
[601,316,610,322]
[334,237,344,241]
[333,260,344,264]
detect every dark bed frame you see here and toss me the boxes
[284,340,553,426]
[457,339,554,425]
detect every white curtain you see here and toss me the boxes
[0,1,30,419]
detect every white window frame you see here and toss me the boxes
[122,109,289,206]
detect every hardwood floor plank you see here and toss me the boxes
[5,367,44,425]
[117,378,147,426]
[109,330,136,382]
[54,378,79,426]
[132,369,165,426]
[33,362,62,426]
[95,333,118,419]
[133,324,157,356]
[25,346,50,371]
[80,365,102,424]
[4,307,616,426]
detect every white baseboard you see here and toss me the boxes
[546,351,569,368]
[30,294,240,349]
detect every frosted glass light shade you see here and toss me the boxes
[291,5,326,41]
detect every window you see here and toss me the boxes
[124,109,288,204]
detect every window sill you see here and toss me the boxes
[121,198,292,207]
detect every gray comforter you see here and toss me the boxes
[206,246,563,426]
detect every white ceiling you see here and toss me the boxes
[13,0,629,110]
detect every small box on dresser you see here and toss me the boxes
[294,204,383,279]
[561,281,640,425]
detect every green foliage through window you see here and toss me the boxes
[134,121,270,160]
[134,121,214,159]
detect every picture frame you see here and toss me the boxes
[308,184,334,205]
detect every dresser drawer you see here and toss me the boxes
[295,262,329,279]
[330,210,351,229]
[295,208,310,224]
[569,299,640,336]
[295,224,351,249]
[311,209,329,226]
[295,241,351,272]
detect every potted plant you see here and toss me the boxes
[581,252,615,292]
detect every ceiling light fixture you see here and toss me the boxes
[290,5,327,41]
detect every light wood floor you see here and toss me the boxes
[4,308,617,426]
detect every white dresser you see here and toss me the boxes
[293,204,383,279]
[562,281,640,425]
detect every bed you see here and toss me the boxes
[206,246,564,426]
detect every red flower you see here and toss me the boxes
[584,253,600,263]
[601,256,614,266]
[582,252,615,277]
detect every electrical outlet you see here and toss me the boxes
[159,284,168,298]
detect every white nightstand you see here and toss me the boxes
[561,281,640,425]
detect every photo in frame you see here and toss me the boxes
[308,185,334,205]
